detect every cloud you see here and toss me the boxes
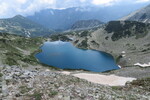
[92,0,120,6]
[92,0,150,5]
[0,0,56,18]
[80,0,87,2]
[16,0,27,4]
[20,0,56,14]
[136,0,150,3]
[0,0,149,18]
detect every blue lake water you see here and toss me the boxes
[35,41,120,72]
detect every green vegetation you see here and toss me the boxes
[111,77,150,92]
[64,77,81,84]
[74,40,79,44]
[5,57,19,65]
[0,73,3,77]
[19,86,32,94]
[78,38,88,49]
[50,34,71,41]
[91,40,99,46]
[111,86,122,90]
[0,15,53,37]
[115,55,123,63]
[80,30,89,37]
[141,48,150,52]
[30,92,43,100]
[105,21,149,41]
[49,90,58,97]
[130,77,150,91]
[50,35,59,41]
[0,32,44,66]
[6,79,11,85]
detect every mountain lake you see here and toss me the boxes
[35,41,120,72]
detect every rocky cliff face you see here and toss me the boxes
[121,4,150,23]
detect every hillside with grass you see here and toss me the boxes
[0,32,45,66]
[58,21,150,67]
[0,15,53,37]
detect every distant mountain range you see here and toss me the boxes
[121,4,150,23]
[0,3,150,37]
[0,15,53,37]
[27,3,149,31]
[71,19,103,30]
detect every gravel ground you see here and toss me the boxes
[104,66,150,78]
[0,65,150,100]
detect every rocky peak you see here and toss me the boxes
[121,4,150,23]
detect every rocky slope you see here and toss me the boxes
[62,21,150,67]
[0,32,150,100]
[1,65,150,100]
[71,19,103,30]
[0,15,53,37]
[121,4,150,23]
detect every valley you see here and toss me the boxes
[0,2,150,100]
[0,25,150,99]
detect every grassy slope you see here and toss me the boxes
[0,33,45,66]
[0,15,53,37]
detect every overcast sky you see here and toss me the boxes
[0,0,150,18]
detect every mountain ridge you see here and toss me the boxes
[121,4,150,23]
[71,19,104,30]
[0,15,54,37]
[27,4,148,31]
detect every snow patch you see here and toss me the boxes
[121,51,126,54]
[143,19,148,23]
[122,54,126,57]
[73,73,136,86]
[69,37,74,40]
[118,65,122,68]
[24,29,31,37]
[134,62,150,68]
